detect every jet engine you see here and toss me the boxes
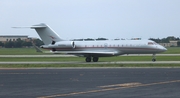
[57,41,75,49]
[40,41,75,51]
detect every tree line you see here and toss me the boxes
[1,36,180,48]
[0,38,43,48]
[149,36,180,43]
[149,36,180,47]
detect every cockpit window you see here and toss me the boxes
[148,42,157,45]
[148,42,154,45]
[154,42,157,45]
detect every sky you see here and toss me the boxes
[1,0,180,40]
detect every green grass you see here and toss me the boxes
[0,64,180,68]
[0,56,180,68]
[0,47,179,55]
[0,48,48,55]
[0,56,180,62]
[162,47,180,54]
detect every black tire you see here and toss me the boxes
[93,57,99,62]
[86,57,91,62]
[152,58,156,62]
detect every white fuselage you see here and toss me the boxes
[41,39,167,57]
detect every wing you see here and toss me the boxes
[51,50,123,57]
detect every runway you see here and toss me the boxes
[0,61,180,64]
[0,68,180,98]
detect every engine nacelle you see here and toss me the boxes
[40,41,75,49]
[57,41,75,49]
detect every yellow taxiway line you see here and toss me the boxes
[38,80,180,98]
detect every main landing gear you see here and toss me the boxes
[85,57,99,62]
[85,54,157,62]
[152,54,156,62]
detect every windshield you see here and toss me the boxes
[148,42,157,45]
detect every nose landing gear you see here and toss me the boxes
[152,54,156,62]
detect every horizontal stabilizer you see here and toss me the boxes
[12,26,47,29]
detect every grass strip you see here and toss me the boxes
[162,47,180,54]
[0,64,180,68]
[1,56,180,61]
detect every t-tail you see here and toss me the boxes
[13,23,63,45]
[31,23,63,45]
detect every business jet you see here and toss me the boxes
[14,23,167,62]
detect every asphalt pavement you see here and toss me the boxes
[0,68,180,98]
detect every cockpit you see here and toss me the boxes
[148,42,158,45]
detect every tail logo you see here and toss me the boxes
[49,36,56,39]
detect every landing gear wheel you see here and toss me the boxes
[152,58,156,62]
[152,54,156,62]
[86,57,91,62]
[93,57,99,62]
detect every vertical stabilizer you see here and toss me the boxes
[31,23,63,45]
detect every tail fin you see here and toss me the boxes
[13,23,63,45]
[31,23,63,45]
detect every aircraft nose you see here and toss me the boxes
[164,47,167,51]
[159,46,167,52]
[162,47,167,51]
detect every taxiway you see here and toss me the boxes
[0,68,180,98]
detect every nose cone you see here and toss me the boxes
[158,45,167,52]
[162,47,167,52]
